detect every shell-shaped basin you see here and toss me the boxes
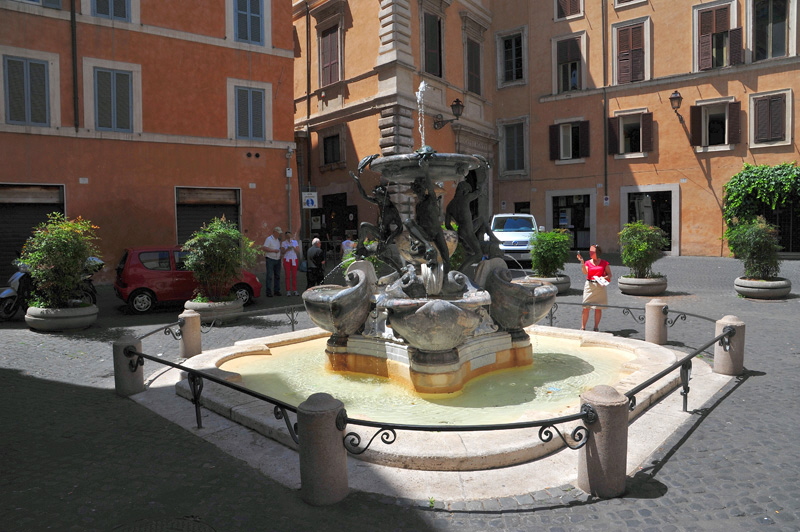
[302,269,371,337]
[485,270,557,330]
[382,290,491,352]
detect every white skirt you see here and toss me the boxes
[582,280,608,308]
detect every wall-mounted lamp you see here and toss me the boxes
[433,99,465,130]
[669,90,684,123]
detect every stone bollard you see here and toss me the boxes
[113,336,144,397]
[297,393,349,505]
[713,315,746,376]
[577,385,628,498]
[179,309,202,358]
[645,299,668,345]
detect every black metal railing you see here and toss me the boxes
[121,305,736,459]
[123,346,300,443]
[625,326,734,412]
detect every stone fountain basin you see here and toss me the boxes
[368,152,482,183]
[302,270,371,337]
[175,325,700,471]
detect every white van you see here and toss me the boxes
[490,214,540,264]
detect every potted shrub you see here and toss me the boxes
[182,217,260,323]
[618,220,670,296]
[21,213,101,331]
[527,229,572,294]
[726,216,791,299]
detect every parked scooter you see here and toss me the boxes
[0,259,33,320]
[0,256,104,320]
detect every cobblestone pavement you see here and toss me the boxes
[1,257,799,531]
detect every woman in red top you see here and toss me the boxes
[577,244,612,331]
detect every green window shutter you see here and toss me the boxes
[115,71,131,131]
[42,0,62,8]
[251,89,264,140]
[236,87,250,138]
[95,0,111,16]
[5,57,26,124]
[95,69,113,129]
[29,60,48,125]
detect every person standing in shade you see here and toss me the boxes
[282,230,301,296]
[262,226,283,297]
[340,231,357,259]
[307,238,326,287]
[578,244,612,331]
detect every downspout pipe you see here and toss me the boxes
[601,0,608,194]
[71,0,79,131]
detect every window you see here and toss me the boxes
[235,86,265,140]
[555,36,582,93]
[696,3,743,70]
[556,0,582,19]
[500,32,524,84]
[320,25,340,87]
[318,125,346,168]
[753,0,788,61]
[234,0,264,45]
[93,0,130,21]
[323,134,340,164]
[424,12,442,77]
[608,112,653,156]
[139,251,171,271]
[549,120,590,161]
[3,56,48,126]
[750,90,791,147]
[467,38,481,95]
[504,123,525,172]
[616,23,645,83]
[690,99,740,149]
[94,67,132,132]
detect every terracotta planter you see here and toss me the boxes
[526,274,571,295]
[25,305,99,332]
[734,277,792,299]
[184,299,244,324]
[618,276,668,296]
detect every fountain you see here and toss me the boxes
[302,145,557,394]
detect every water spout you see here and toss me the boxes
[416,81,428,147]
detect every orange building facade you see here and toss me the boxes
[0,0,298,283]
[293,0,799,257]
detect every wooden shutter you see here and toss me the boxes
[236,0,249,41]
[113,0,127,19]
[729,27,744,65]
[557,0,568,18]
[641,112,653,153]
[95,69,113,129]
[42,0,61,8]
[698,8,715,70]
[607,117,620,155]
[95,0,111,16]
[770,94,786,141]
[114,71,131,131]
[549,125,560,160]
[249,0,262,44]
[755,97,771,143]
[631,25,645,81]
[29,59,48,124]
[250,89,264,140]
[727,101,741,144]
[5,58,26,123]
[689,105,702,146]
[617,27,631,84]
[236,87,249,138]
[578,121,590,158]
[424,13,441,77]
[321,26,339,86]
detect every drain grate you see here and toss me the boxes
[113,516,216,532]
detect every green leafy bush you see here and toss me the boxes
[182,217,259,301]
[20,212,101,308]
[725,216,782,280]
[529,229,571,277]
[618,221,669,278]
[723,162,800,225]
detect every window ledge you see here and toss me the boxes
[615,0,648,8]
[694,144,733,153]
[556,158,586,165]
[320,162,347,172]
[614,152,648,160]
[750,140,791,149]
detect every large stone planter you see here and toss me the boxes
[25,305,99,332]
[527,274,571,295]
[734,277,792,299]
[184,299,243,324]
[618,276,668,296]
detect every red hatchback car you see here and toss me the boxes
[114,246,262,314]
